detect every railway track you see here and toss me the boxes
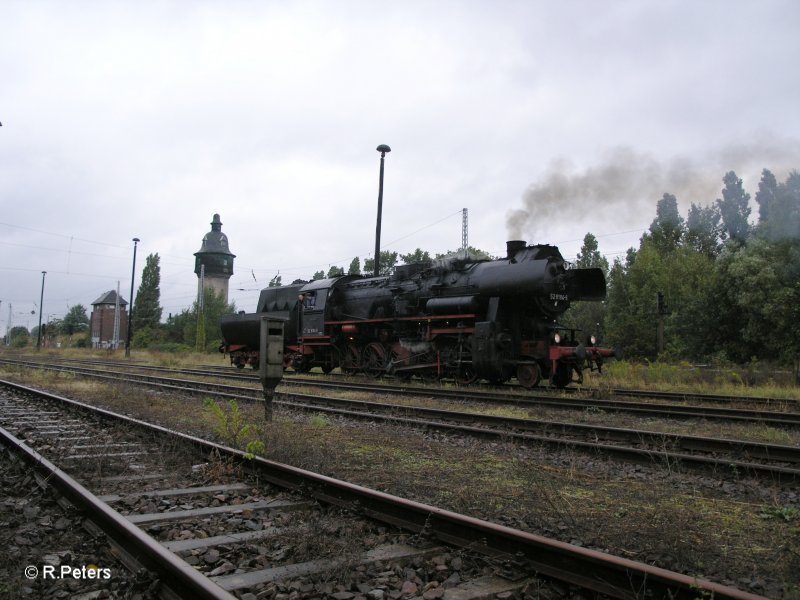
[4,357,800,428]
[6,355,799,410]
[3,359,799,482]
[0,379,767,599]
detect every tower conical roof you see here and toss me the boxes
[194,213,236,279]
[195,214,235,257]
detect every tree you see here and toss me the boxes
[399,248,432,266]
[163,310,192,346]
[311,270,325,281]
[648,193,684,252]
[326,265,345,278]
[8,326,29,347]
[347,257,361,275]
[574,233,609,272]
[268,273,282,287]
[182,288,236,351]
[759,170,800,241]
[44,318,63,343]
[716,171,751,243]
[605,243,667,360]
[711,236,799,362]
[602,167,799,363]
[776,170,800,240]
[665,249,720,360]
[755,168,779,227]
[435,246,496,260]
[133,253,163,332]
[363,251,398,276]
[712,170,800,364]
[603,185,724,361]
[604,257,635,352]
[624,246,637,269]
[62,305,89,336]
[605,238,715,359]
[684,202,721,258]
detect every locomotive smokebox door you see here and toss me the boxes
[259,317,286,421]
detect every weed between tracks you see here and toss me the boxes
[288,383,800,447]
[603,360,800,400]
[203,398,266,457]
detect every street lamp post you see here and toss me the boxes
[373,144,391,276]
[36,271,46,350]
[125,238,140,358]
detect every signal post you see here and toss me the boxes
[259,317,285,422]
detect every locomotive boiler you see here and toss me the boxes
[220,240,617,388]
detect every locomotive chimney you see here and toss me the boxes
[506,240,527,260]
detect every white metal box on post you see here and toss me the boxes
[259,317,285,421]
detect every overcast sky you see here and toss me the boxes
[2,0,798,333]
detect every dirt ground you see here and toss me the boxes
[1,368,798,598]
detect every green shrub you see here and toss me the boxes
[203,398,264,457]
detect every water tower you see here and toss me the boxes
[194,214,236,303]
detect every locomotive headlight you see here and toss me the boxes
[590,335,597,346]
[553,332,561,344]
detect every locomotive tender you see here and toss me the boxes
[220,240,617,388]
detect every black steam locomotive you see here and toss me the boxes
[220,240,617,387]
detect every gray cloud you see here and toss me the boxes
[1,1,798,330]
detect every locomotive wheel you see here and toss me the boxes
[363,342,388,378]
[517,363,541,389]
[341,343,361,375]
[454,366,478,385]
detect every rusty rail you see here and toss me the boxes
[0,423,236,600]
[0,379,768,599]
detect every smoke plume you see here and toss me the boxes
[507,140,800,242]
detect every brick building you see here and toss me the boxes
[90,290,128,349]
